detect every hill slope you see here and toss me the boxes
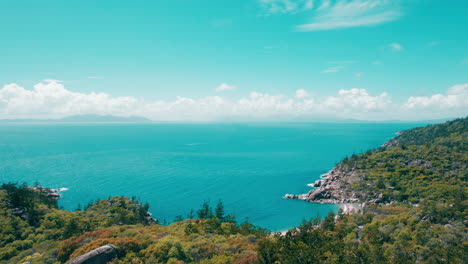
[264,117,467,263]
[0,184,266,263]
[287,117,467,208]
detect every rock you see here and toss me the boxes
[283,194,297,199]
[282,163,359,204]
[313,180,322,187]
[29,186,61,200]
[68,244,117,264]
[320,171,331,179]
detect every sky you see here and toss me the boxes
[0,0,467,121]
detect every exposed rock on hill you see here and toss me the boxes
[68,244,117,264]
[284,163,360,204]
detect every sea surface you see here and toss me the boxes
[0,123,421,231]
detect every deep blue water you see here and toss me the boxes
[0,123,420,231]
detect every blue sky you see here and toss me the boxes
[0,0,467,121]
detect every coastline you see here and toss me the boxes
[282,130,403,218]
[283,165,362,205]
[278,165,363,234]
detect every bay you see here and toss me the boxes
[0,122,419,231]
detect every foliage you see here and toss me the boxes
[257,117,468,263]
[0,186,267,263]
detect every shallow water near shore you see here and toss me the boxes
[0,122,420,231]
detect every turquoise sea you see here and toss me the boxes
[0,123,420,231]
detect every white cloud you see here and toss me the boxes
[322,88,390,112]
[402,84,468,119]
[88,76,104,80]
[321,60,356,73]
[317,0,330,10]
[389,42,403,51]
[0,81,138,119]
[355,73,363,78]
[259,0,314,14]
[447,83,468,95]
[304,0,314,9]
[404,84,468,110]
[0,81,466,121]
[295,0,402,31]
[295,89,310,99]
[215,83,237,92]
[321,66,344,73]
[43,78,63,83]
[373,61,382,65]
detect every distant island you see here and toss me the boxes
[0,114,152,124]
[0,117,466,263]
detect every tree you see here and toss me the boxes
[215,200,225,222]
[197,201,213,219]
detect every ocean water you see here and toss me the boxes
[0,123,420,231]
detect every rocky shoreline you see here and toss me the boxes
[29,186,64,200]
[283,165,365,214]
[283,134,401,214]
[283,131,403,214]
[284,163,360,204]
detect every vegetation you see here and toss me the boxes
[0,185,267,263]
[258,117,467,263]
[0,117,466,263]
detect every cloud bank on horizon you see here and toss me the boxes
[0,81,466,122]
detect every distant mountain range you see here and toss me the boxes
[0,114,455,124]
[0,115,153,124]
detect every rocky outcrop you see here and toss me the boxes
[340,203,363,215]
[382,131,402,148]
[284,132,409,208]
[284,164,360,204]
[29,186,61,200]
[68,244,117,264]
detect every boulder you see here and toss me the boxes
[68,244,117,264]
[313,180,322,187]
[283,194,297,199]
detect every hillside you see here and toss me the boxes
[286,117,467,206]
[0,118,466,263]
[269,117,467,263]
[0,184,267,263]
